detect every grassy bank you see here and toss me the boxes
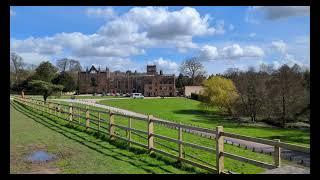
[10,100,197,174]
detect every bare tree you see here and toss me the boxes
[266,64,305,127]
[10,52,25,82]
[56,58,82,92]
[179,57,206,85]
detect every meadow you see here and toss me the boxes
[43,98,305,174]
[10,101,196,174]
[98,98,310,147]
[11,97,309,174]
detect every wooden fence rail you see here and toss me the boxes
[12,96,310,174]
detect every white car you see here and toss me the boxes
[132,93,144,99]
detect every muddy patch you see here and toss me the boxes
[23,150,61,174]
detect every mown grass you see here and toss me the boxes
[47,99,300,174]
[98,98,310,147]
[10,100,200,174]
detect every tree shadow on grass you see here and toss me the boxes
[11,101,200,174]
[172,109,241,128]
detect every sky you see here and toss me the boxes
[10,6,310,75]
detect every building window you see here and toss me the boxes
[149,86,152,90]
[169,87,172,90]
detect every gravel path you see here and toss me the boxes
[261,166,310,174]
[53,98,310,169]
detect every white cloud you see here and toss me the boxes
[126,7,220,39]
[86,7,115,19]
[255,6,310,20]
[11,6,222,64]
[243,46,265,57]
[11,37,63,55]
[10,7,16,16]
[221,44,244,59]
[246,6,309,23]
[13,52,51,65]
[271,40,287,53]
[148,58,179,75]
[198,44,264,61]
[199,45,219,61]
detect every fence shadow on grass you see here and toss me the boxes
[11,101,199,174]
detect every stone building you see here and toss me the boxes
[78,65,176,97]
[183,86,204,97]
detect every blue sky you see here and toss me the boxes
[10,6,310,75]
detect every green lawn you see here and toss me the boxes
[12,97,307,174]
[10,100,198,174]
[51,99,297,174]
[98,98,310,147]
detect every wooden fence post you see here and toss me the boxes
[58,105,61,118]
[86,106,90,130]
[274,139,281,167]
[109,111,115,140]
[98,112,101,132]
[178,122,183,160]
[127,117,132,147]
[69,103,73,123]
[148,115,154,154]
[78,108,81,124]
[216,126,224,174]
[42,101,45,114]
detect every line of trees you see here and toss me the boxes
[10,53,82,102]
[202,64,310,128]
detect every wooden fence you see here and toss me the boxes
[12,96,310,174]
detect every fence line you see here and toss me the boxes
[13,96,310,174]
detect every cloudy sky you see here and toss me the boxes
[10,6,310,75]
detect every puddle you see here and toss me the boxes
[26,151,56,163]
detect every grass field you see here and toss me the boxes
[49,99,300,174]
[98,98,310,147]
[10,100,198,174]
[12,97,308,174]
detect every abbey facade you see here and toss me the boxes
[78,65,176,97]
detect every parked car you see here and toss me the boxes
[115,93,120,96]
[132,93,144,99]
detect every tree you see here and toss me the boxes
[10,52,25,83]
[180,57,206,85]
[201,76,239,115]
[232,68,266,122]
[32,61,58,82]
[56,58,82,72]
[56,58,82,91]
[51,72,76,92]
[29,80,63,102]
[90,77,98,94]
[266,64,305,127]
